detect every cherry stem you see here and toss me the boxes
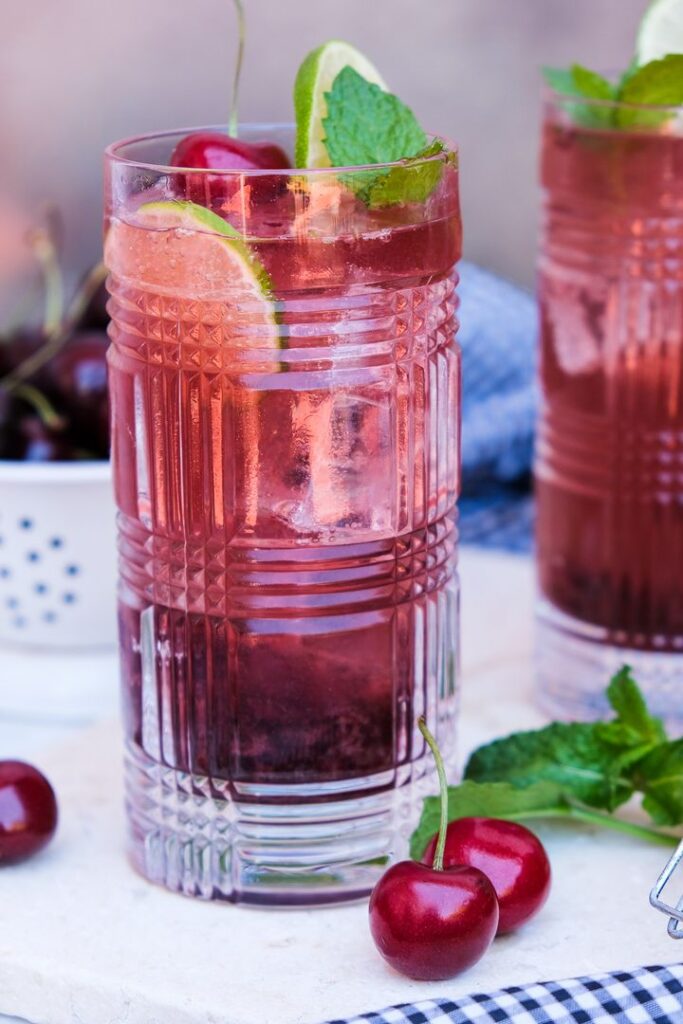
[418,716,448,872]
[228,0,246,138]
[28,229,64,337]
[13,383,64,430]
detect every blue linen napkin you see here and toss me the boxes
[457,262,537,553]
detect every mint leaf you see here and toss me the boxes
[323,66,427,167]
[617,54,683,128]
[542,67,578,96]
[464,722,635,811]
[543,63,617,128]
[635,740,683,826]
[410,670,682,861]
[600,666,667,748]
[322,66,442,206]
[409,780,568,860]
[572,64,617,103]
[363,140,447,208]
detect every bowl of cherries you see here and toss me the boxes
[0,217,117,649]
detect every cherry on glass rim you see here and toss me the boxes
[170,133,291,210]
[0,761,58,864]
[368,719,499,980]
[423,816,552,934]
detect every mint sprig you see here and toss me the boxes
[409,667,682,860]
[543,53,683,129]
[618,54,683,127]
[322,66,445,207]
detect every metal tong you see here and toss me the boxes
[650,839,683,938]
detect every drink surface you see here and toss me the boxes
[105,141,461,900]
[536,115,683,648]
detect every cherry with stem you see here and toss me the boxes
[368,717,499,981]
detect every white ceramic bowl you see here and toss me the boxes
[0,461,117,649]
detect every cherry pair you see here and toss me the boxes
[369,723,551,981]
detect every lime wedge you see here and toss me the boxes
[294,40,388,168]
[636,0,683,64]
[105,199,279,349]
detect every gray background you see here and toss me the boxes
[2,0,646,286]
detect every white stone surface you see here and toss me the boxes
[0,548,679,1024]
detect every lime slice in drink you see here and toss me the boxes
[636,0,683,64]
[294,40,388,168]
[105,199,279,350]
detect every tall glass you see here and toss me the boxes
[535,89,683,722]
[104,126,462,905]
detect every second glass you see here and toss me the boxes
[105,126,462,905]
[535,87,683,723]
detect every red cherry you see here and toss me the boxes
[423,818,551,934]
[170,132,290,211]
[0,761,58,864]
[171,131,290,173]
[48,331,110,456]
[369,860,499,980]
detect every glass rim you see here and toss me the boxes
[542,79,683,116]
[105,122,458,177]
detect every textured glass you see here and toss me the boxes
[535,96,683,723]
[105,126,462,904]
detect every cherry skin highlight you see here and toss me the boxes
[423,817,551,934]
[0,761,58,864]
[170,132,291,210]
[369,860,499,980]
[170,132,290,174]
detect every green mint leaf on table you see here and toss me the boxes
[617,54,683,127]
[597,666,667,749]
[464,722,635,812]
[409,670,682,859]
[323,66,443,206]
[409,781,568,860]
[635,740,683,827]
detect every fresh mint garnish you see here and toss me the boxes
[618,53,683,126]
[323,66,426,165]
[543,64,617,128]
[409,668,682,860]
[322,66,444,206]
[362,140,447,208]
[544,53,683,129]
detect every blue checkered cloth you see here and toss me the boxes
[323,963,683,1024]
[458,262,537,553]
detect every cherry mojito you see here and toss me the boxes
[105,40,461,904]
[536,4,683,722]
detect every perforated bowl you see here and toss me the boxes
[0,461,117,649]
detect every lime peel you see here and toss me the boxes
[105,199,280,355]
[294,40,387,168]
[637,0,683,65]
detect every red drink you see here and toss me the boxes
[536,92,683,721]
[105,127,461,904]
